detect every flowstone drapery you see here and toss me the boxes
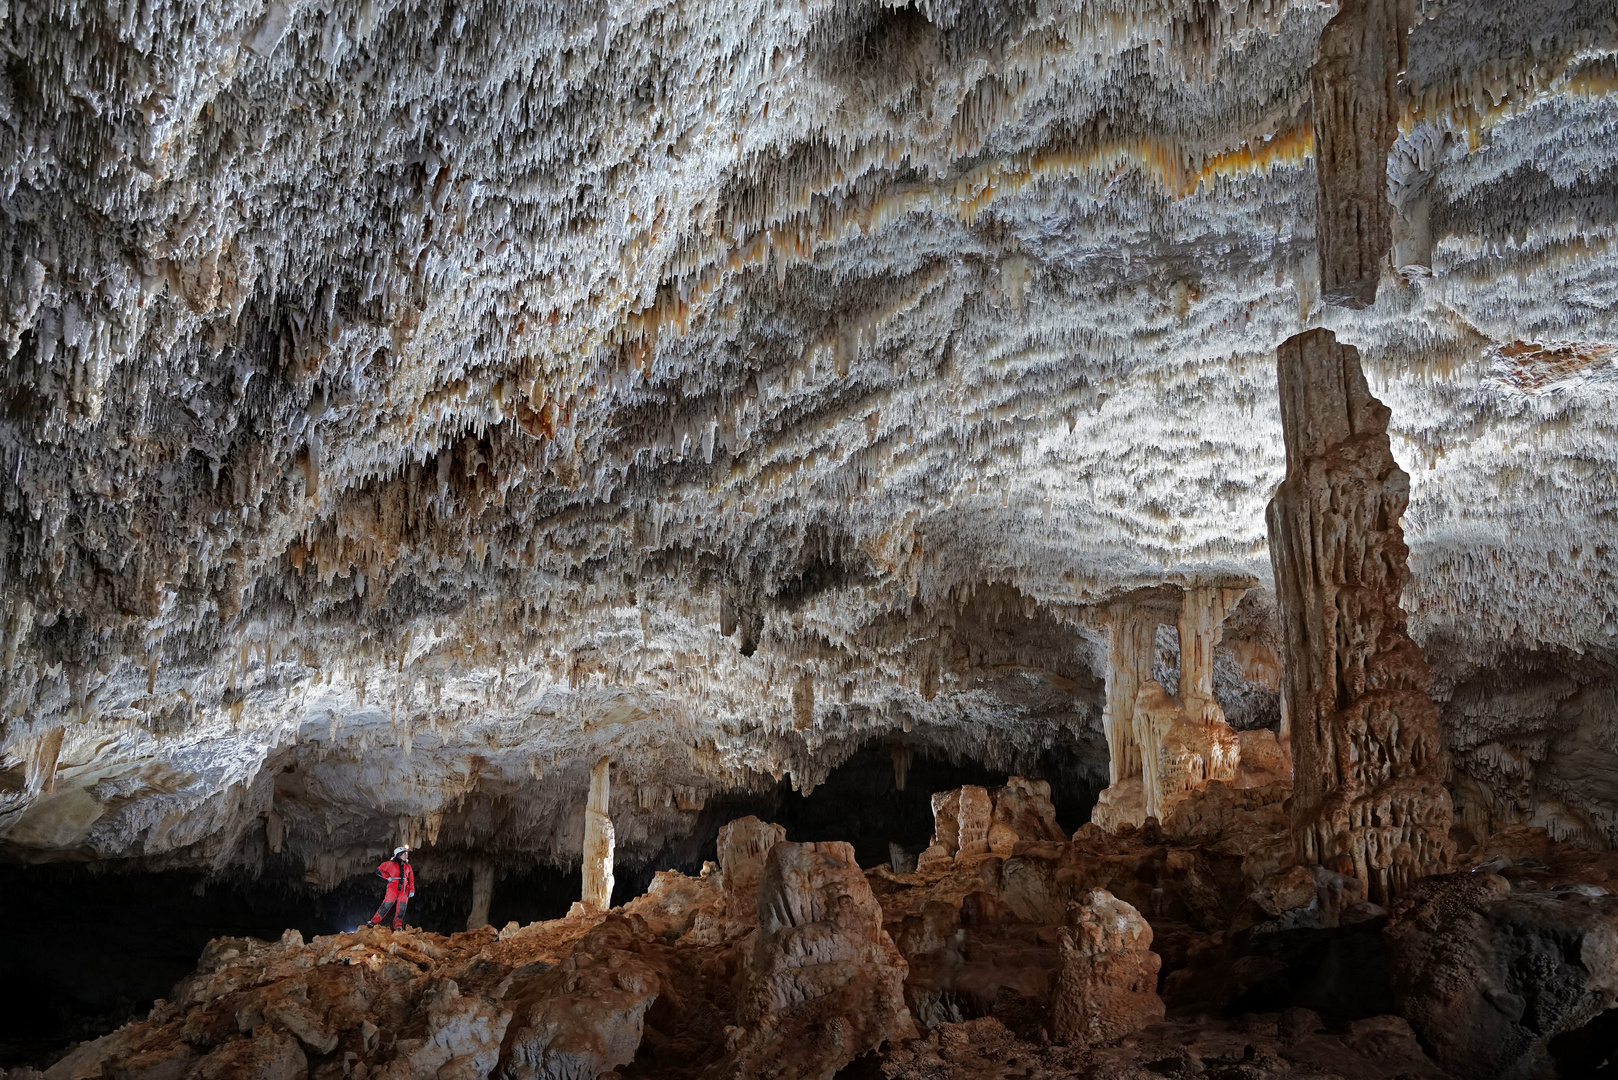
[1266,328,1453,904]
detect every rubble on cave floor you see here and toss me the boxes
[16,783,1618,1080]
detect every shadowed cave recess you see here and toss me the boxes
[4,0,1618,1077]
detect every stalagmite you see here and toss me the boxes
[3,1,1616,1072]
[1311,0,1408,308]
[1266,328,1453,904]
[1050,889,1165,1046]
[467,859,495,930]
[581,757,615,911]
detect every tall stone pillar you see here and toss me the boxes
[1102,607,1156,787]
[467,859,495,930]
[581,757,615,910]
[1266,328,1452,904]
[1091,607,1157,829]
[1176,585,1248,721]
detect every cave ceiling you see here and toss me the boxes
[1,0,1616,878]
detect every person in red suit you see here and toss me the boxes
[369,845,415,929]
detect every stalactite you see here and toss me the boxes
[1311,0,1409,308]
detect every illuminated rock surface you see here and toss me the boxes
[1266,328,1453,904]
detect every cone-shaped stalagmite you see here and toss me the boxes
[1266,329,1452,904]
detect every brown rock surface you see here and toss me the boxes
[26,827,912,1080]
[1386,869,1618,1079]
[872,1012,1451,1080]
[721,840,917,1079]
[1311,0,1408,308]
[56,801,1618,1080]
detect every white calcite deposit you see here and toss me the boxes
[0,0,1615,882]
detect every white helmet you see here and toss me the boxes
[393,845,411,858]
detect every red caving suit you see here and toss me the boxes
[369,858,416,929]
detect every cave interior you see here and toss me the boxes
[4,0,1618,1078]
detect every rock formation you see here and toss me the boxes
[1094,585,1255,830]
[918,778,1065,871]
[38,779,1618,1079]
[723,841,917,1079]
[717,815,787,939]
[1266,329,1453,904]
[580,758,614,912]
[1386,853,1618,1080]
[467,860,495,931]
[1049,889,1164,1047]
[3,0,1618,1073]
[0,0,1612,888]
[1091,605,1159,829]
[1311,0,1408,308]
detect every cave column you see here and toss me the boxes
[1091,607,1156,829]
[467,859,495,930]
[581,757,615,911]
[1133,585,1245,823]
[1176,585,1248,724]
[1102,607,1154,786]
[1265,328,1452,904]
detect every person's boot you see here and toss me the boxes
[392,920,405,930]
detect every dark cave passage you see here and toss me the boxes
[0,862,581,1068]
[612,740,1102,902]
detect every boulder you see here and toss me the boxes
[1386,870,1618,1079]
[621,865,724,941]
[497,919,661,1080]
[188,1025,307,1080]
[923,780,1066,868]
[375,979,510,1080]
[989,777,1067,853]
